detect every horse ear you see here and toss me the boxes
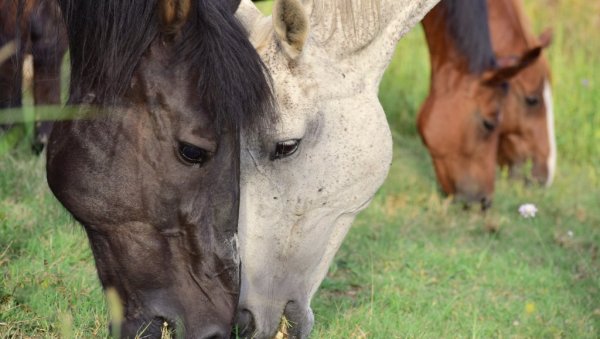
[159,0,191,34]
[272,0,309,60]
[538,27,553,49]
[236,0,272,50]
[482,47,542,86]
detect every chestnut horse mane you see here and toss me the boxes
[57,0,275,131]
[441,0,496,74]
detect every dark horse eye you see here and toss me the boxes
[178,142,209,165]
[271,139,300,160]
[525,95,540,107]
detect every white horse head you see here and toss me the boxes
[235,0,439,337]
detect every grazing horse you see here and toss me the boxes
[45,0,274,337]
[417,0,542,208]
[488,0,556,186]
[0,0,67,152]
[235,0,440,337]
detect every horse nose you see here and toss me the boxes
[234,309,256,337]
[481,196,493,211]
[531,162,550,186]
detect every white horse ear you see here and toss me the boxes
[236,0,272,50]
[273,0,309,60]
[236,0,264,32]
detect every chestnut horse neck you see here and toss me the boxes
[421,0,496,79]
[488,0,540,53]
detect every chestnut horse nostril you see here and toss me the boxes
[481,197,493,211]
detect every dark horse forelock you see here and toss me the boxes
[58,0,275,132]
[442,0,496,74]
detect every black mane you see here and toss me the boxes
[442,0,496,74]
[58,0,275,130]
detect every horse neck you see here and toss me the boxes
[421,5,471,78]
[309,0,383,58]
[488,0,538,55]
[308,0,439,87]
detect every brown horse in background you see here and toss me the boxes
[488,0,555,186]
[417,0,542,209]
[0,0,67,152]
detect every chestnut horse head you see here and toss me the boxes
[488,0,556,186]
[46,0,274,337]
[418,0,542,208]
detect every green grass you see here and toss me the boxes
[311,0,600,337]
[1,0,599,337]
[311,136,599,338]
[0,154,106,338]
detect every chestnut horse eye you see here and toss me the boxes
[482,119,497,132]
[525,95,540,107]
[271,139,300,160]
[178,142,209,165]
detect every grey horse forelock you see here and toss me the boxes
[310,0,382,47]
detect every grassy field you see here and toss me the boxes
[1,0,599,337]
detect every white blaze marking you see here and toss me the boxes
[543,80,557,186]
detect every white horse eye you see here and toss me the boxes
[271,139,300,160]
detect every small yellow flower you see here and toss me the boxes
[525,302,536,314]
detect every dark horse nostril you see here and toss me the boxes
[234,309,255,336]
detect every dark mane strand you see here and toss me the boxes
[58,0,275,131]
[174,0,276,132]
[442,0,496,74]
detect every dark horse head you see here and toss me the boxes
[46,0,274,337]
